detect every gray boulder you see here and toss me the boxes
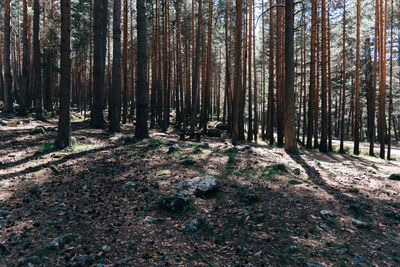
[320,210,337,225]
[159,192,191,212]
[173,176,219,197]
[29,126,46,135]
[389,173,400,181]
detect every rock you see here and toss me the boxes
[236,145,252,152]
[118,257,133,265]
[0,210,9,217]
[76,135,86,141]
[207,128,221,137]
[353,254,370,265]
[29,126,46,135]
[389,173,400,181]
[123,181,137,191]
[271,163,288,172]
[52,203,66,211]
[49,233,79,250]
[1,120,8,126]
[109,135,125,143]
[215,122,228,130]
[0,243,10,255]
[286,245,299,253]
[303,262,326,267]
[236,186,260,204]
[352,219,371,229]
[319,223,329,231]
[288,179,303,185]
[172,176,219,197]
[144,216,165,224]
[182,217,207,231]
[254,213,266,223]
[168,144,181,154]
[49,165,60,174]
[181,159,197,166]
[320,210,337,225]
[159,192,191,212]
[45,126,56,132]
[24,256,41,265]
[292,168,301,175]
[102,245,111,252]
[384,210,400,221]
[349,201,370,215]
[199,142,210,148]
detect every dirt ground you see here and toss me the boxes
[0,113,399,266]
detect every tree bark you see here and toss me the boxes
[3,0,13,113]
[135,0,149,139]
[56,0,72,148]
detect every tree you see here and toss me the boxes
[20,0,30,115]
[122,0,128,124]
[247,0,253,142]
[56,0,72,148]
[353,0,361,155]
[190,0,202,132]
[3,0,13,113]
[387,0,393,159]
[284,0,298,154]
[339,0,346,154]
[135,0,149,139]
[232,0,242,145]
[307,0,317,149]
[34,0,44,120]
[109,0,122,133]
[267,0,274,145]
[320,0,328,152]
[92,0,108,128]
[378,0,387,159]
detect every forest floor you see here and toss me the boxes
[0,112,400,267]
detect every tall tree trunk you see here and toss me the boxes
[378,0,387,159]
[320,0,328,152]
[92,0,108,128]
[122,0,128,124]
[3,0,13,113]
[135,0,149,139]
[176,0,183,129]
[267,0,274,145]
[276,0,284,147]
[354,0,361,154]
[339,0,346,153]
[307,0,317,149]
[327,11,333,151]
[190,0,202,132]
[109,0,122,133]
[203,0,213,132]
[370,0,379,156]
[33,0,44,120]
[247,0,253,141]
[56,0,72,148]
[21,0,30,115]
[387,0,393,159]
[284,0,298,154]
[232,0,242,145]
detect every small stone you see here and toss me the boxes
[287,245,299,253]
[29,126,46,135]
[292,168,301,175]
[45,126,56,132]
[101,245,111,252]
[24,256,41,265]
[254,213,266,223]
[288,179,303,185]
[1,120,8,126]
[158,192,191,212]
[352,219,371,229]
[118,257,133,265]
[49,165,60,174]
[168,144,181,154]
[303,262,326,267]
[236,185,260,204]
[215,122,228,130]
[353,254,370,265]
[320,210,337,225]
[389,173,400,181]
[207,128,221,137]
[123,181,137,191]
[199,142,210,148]
[271,163,288,172]
[181,159,197,166]
[182,217,207,231]
[144,216,165,224]
[0,210,9,217]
